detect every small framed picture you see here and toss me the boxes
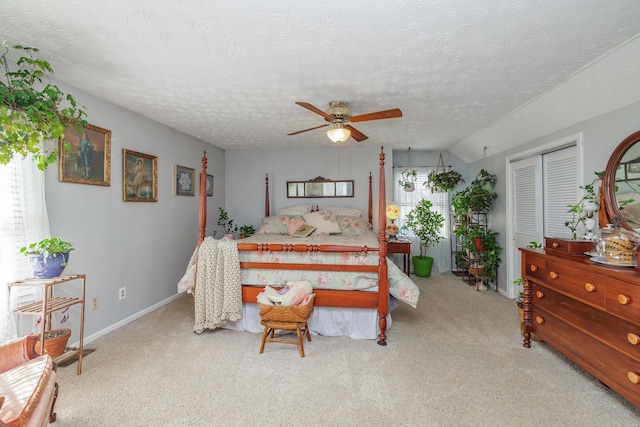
[174,165,195,196]
[206,174,214,197]
[58,123,111,186]
[123,149,158,202]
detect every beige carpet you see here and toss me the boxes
[54,273,640,426]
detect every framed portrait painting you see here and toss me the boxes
[174,165,195,196]
[123,149,158,202]
[58,123,111,186]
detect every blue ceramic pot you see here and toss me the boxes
[27,252,70,278]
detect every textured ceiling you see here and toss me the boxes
[2,1,640,163]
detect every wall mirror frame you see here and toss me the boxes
[603,130,640,231]
[287,176,354,198]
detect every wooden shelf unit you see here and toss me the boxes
[8,274,86,375]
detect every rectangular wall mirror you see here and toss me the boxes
[287,177,354,198]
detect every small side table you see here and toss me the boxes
[387,240,411,275]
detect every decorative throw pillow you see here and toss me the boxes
[336,215,372,235]
[303,210,341,234]
[276,204,313,215]
[290,224,317,238]
[287,218,307,235]
[256,215,304,234]
[324,206,362,217]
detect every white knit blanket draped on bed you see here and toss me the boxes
[193,237,243,334]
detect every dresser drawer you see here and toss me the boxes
[545,237,593,254]
[534,284,640,362]
[522,252,547,282]
[607,277,640,325]
[532,306,640,407]
[546,260,605,307]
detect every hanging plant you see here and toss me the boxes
[399,168,418,192]
[426,169,465,192]
[0,45,88,170]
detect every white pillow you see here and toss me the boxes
[324,206,362,217]
[276,204,313,215]
[303,210,341,234]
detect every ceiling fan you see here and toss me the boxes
[287,101,402,143]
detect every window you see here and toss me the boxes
[393,167,449,238]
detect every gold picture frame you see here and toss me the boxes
[58,123,111,186]
[123,149,158,202]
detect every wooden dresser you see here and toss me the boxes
[521,247,640,408]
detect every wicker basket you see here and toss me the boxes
[259,294,315,323]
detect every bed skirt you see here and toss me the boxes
[222,294,398,340]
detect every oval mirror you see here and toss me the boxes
[603,130,640,231]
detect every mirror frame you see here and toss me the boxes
[603,130,640,230]
[286,176,355,198]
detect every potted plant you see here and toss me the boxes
[398,169,418,192]
[425,169,465,192]
[404,199,445,277]
[33,307,71,358]
[217,207,237,239]
[239,224,255,239]
[466,226,502,287]
[1,45,88,170]
[20,237,75,278]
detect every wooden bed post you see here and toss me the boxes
[377,146,389,346]
[368,172,373,226]
[198,151,208,245]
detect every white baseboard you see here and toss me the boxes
[68,293,183,348]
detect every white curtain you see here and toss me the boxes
[0,154,51,343]
[393,167,451,275]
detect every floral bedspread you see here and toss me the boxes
[238,232,419,308]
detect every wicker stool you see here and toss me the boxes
[259,320,311,357]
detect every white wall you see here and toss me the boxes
[224,144,393,231]
[44,83,225,344]
[473,99,640,294]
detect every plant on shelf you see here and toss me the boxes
[20,237,75,278]
[239,224,255,239]
[1,45,88,170]
[405,199,445,277]
[451,169,498,222]
[464,225,502,286]
[398,169,418,192]
[34,307,71,358]
[425,169,465,192]
[564,171,604,239]
[217,207,237,237]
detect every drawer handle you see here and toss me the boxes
[549,271,558,279]
[628,372,640,384]
[628,333,640,346]
[535,290,545,299]
[530,265,538,272]
[584,283,596,293]
[618,294,631,305]
[552,242,560,248]
[535,316,545,324]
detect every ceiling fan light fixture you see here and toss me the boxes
[327,122,351,143]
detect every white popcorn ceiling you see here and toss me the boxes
[2,1,640,163]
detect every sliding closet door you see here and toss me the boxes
[543,147,579,237]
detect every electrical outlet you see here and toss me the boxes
[92,297,99,310]
[119,287,126,300]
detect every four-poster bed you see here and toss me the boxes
[193,146,418,345]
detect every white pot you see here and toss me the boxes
[403,182,415,192]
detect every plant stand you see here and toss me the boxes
[8,274,86,374]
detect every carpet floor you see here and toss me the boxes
[54,273,640,426]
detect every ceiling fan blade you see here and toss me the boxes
[349,108,402,123]
[345,125,368,142]
[287,123,329,136]
[295,102,334,121]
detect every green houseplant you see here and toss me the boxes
[404,199,445,277]
[398,169,418,192]
[1,45,88,170]
[217,207,237,238]
[425,169,465,192]
[20,237,75,278]
[239,224,255,239]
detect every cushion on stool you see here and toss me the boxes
[0,355,55,427]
